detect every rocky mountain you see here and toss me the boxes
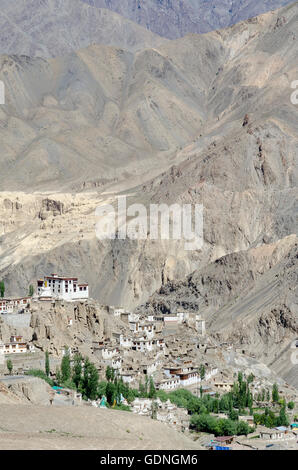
[138,235,298,387]
[0,3,297,311]
[84,0,296,38]
[0,3,297,193]
[0,0,163,57]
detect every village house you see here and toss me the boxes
[141,359,160,376]
[259,426,289,441]
[153,336,165,351]
[129,320,139,333]
[132,336,154,353]
[128,312,140,323]
[239,415,254,426]
[0,297,31,314]
[0,300,13,314]
[131,397,189,431]
[120,312,130,323]
[205,367,218,380]
[213,381,234,393]
[120,371,135,384]
[0,336,28,354]
[157,377,180,390]
[176,311,190,323]
[111,356,122,370]
[213,436,235,446]
[108,306,125,317]
[178,370,199,387]
[163,314,180,325]
[37,274,89,301]
[119,335,133,349]
[138,322,155,339]
[97,345,120,360]
[132,397,152,415]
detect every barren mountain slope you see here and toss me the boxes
[84,0,296,38]
[0,4,297,309]
[0,0,163,57]
[0,3,297,192]
[0,404,200,450]
[138,236,298,387]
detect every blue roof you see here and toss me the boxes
[275,426,287,431]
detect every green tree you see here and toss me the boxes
[82,360,99,400]
[236,421,251,436]
[45,350,50,377]
[0,281,5,298]
[199,364,206,380]
[139,380,146,397]
[148,376,156,399]
[61,351,71,383]
[277,405,289,427]
[106,381,116,405]
[72,354,83,389]
[6,359,13,375]
[272,383,279,403]
[98,381,107,398]
[288,401,295,410]
[105,366,114,382]
[55,367,62,386]
[28,285,34,297]
[228,409,239,421]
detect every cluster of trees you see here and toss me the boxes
[54,353,99,400]
[254,405,290,428]
[190,413,253,436]
[100,367,157,407]
[229,372,254,413]
[25,350,158,408]
[45,353,156,406]
[156,387,246,417]
[156,374,254,417]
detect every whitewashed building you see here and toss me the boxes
[196,315,206,335]
[158,377,180,390]
[0,297,31,314]
[119,335,133,349]
[37,274,89,301]
[108,306,125,317]
[0,336,27,354]
[98,346,119,360]
[132,337,153,352]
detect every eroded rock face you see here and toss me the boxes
[29,300,115,357]
[38,199,64,220]
[6,377,52,405]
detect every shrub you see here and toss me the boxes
[25,369,54,386]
